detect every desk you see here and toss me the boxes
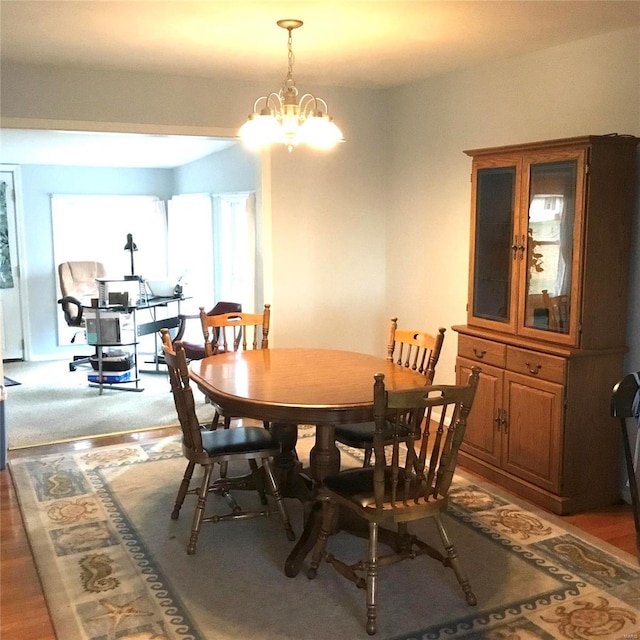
[188,347,426,575]
[86,296,185,392]
[135,296,186,373]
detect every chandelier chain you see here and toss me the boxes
[285,27,296,93]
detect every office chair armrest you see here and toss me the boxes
[173,313,199,342]
[58,295,84,326]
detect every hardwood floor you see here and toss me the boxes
[1,429,638,640]
[0,427,180,640]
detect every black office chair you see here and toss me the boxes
[57,261,106,371]
[611,372,640,561]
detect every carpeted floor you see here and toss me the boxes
[9,431,640,640]
[4,359,216,449]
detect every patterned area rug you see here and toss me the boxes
[9,428,640,640]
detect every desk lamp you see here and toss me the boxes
[123,233,147,304]
[123,233,138,280]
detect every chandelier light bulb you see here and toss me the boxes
[238,20,344,153]
[238,112,283,150]
[298,113,344,149]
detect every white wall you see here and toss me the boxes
[387,26,640,383]
[269,86,390,354]
[1,26,639,377]
[1,66,388,357]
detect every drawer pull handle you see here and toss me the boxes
[525,362,542,375]
[473,348,486,359]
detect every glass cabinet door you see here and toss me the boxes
[520,155,581,343]
[470,162,517,330]
[468,149,584,345]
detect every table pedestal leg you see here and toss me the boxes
[284,423,342,577]
[269,422,313,503]
[285,500,324,577]
[309,423,340,481]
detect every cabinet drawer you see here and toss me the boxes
[458,335,506,367]
[506,346,565,384]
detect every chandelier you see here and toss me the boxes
[238,19,344,153]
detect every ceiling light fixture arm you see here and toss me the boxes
[238,18,344,152]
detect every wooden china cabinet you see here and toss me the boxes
[453,134,638,515]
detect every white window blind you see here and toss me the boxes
[168,192,257,312]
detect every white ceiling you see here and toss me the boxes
[2,0,640,167]
[0,129,235,169]
[3,1,639,89]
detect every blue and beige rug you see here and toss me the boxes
[9,429,640,640]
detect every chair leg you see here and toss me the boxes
[262,457,296,541]
[172,460,195,520]
[434,513,477,606]
[213,413,232,478]
[209,410,232,430]
[210,410,222,430]
[188,463,215,555]
[249,458,268,505]
[366,521,379,636]
[363,446,373,467]
[395,521,412,554]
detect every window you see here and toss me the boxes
[168,192,257,312]
[51,194,166,345]
[52,192,258,346]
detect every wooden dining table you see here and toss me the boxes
[188,347,427,576]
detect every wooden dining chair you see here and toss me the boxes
[161,330,295,555]
[541,289,569,333]
[201,303,270,356]
[173,300,242,360]
[200,303,271,430]
[307,368,480,635]
[335,318,446,466]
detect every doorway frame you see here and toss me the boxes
[0,164,29,361]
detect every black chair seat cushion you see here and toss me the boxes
[324,467,426,510]
[201,426,277,456]
[334,422,376,448]
[335,420,413,449]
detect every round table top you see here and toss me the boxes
[188,347,427,424]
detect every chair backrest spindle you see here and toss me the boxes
[386,317,445,382]
[201,304,271,357]
[372,367,480,511]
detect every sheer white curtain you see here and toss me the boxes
[168,192,257,312]
[213,193,256,311]
[167,193,215,308]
